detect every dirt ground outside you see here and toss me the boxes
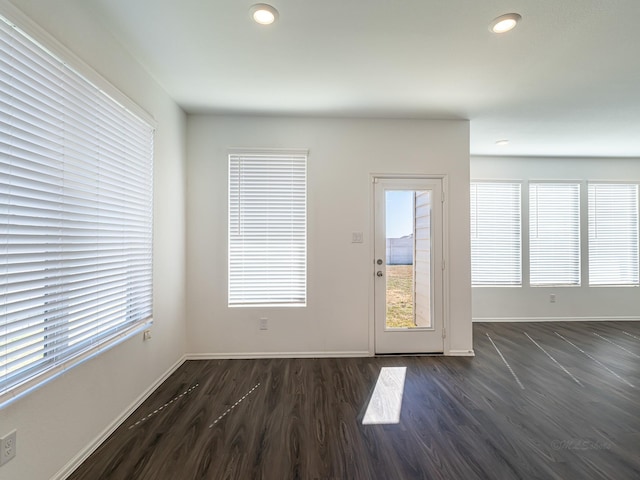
[385,265,415,328]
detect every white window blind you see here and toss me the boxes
[470,182,522,285]
[588,184,639,285]
[0,16,154,405]
[228,152,307,306]
[529,183,580,285]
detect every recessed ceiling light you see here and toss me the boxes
[250,4,279,25]
[495,139,510,146]
[489,13,521,34]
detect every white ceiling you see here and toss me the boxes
[79,0,640,157]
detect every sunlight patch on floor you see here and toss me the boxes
[362,366,407,425]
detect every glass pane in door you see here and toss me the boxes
[385,190,432,329]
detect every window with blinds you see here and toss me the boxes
[529,183,580,285]
[588,184,639,285]
[228,151,307,306]
[470,182,522,285]
[1,15,154,405]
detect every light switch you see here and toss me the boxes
[352,232,363,243]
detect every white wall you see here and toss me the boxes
[471,156,640,321]
[0,2,187,479]
[186,115,473,357]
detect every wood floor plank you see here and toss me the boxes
[68,322,640,480]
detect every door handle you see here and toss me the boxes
[376,271,383,277]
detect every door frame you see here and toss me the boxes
[368,173,451,355]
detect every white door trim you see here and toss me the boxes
[367,173,450,355]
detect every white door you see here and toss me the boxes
[374,177,444,354]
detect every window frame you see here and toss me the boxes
[469,176,640,290]
[470,180,523,287]
[0,7,154,408]
[227,149,308,308]
[587,182,640,286]
[528,181,582,287]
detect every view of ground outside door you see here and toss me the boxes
[374,177,444,354]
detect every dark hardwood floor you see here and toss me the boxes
[68,322,640,480]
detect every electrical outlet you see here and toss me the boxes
[259,318,268,330]
[1,430,16,466]
[143,329,152,341]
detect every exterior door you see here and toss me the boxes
[374,177,444,354]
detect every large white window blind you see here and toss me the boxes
[588,184,639,285]
[228,151,307,306]
[529,183,580,285]
[470,182,522,285]
[0,16,154,405]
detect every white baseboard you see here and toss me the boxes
[473,316,640,323]
[186,351,371,360]
[52,354,187,480]
[446,349,476,356]
[189,350,477,358]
